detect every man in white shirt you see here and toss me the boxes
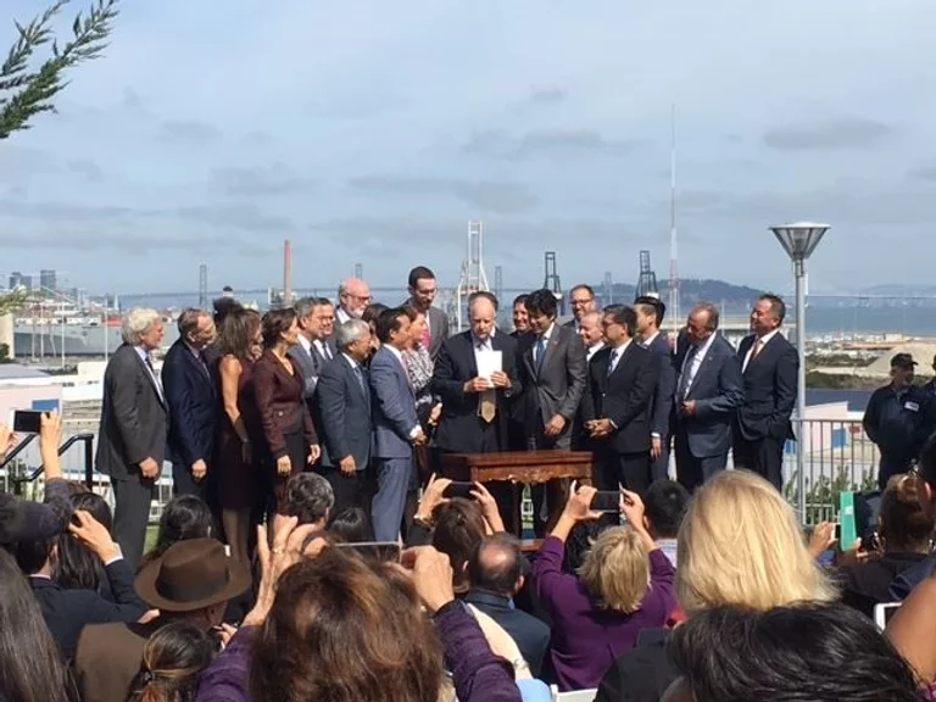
[290,297,337,404]
[577,311,605,361]
[335,277,372,324]
[672,303,744,493]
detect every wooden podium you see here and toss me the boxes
[441,450,594,545]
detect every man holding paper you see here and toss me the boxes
[431,292,522,521]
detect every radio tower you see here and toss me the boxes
[354,262,363,279]
[455,221,490,332]
[198,264,208,309]
[667,104,681,332]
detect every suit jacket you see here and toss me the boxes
[314,354,372,470]
[30,561,146,660]
[464,590,551,677]
[369,345,420,459]
[582,342,658,454]
[517,324,587,444]
[644,333,676,439]
[403,300,451,359]
[253,349,318,460]
[431,331,522,453]
[288,338,335,400]
[674,335,744,458]
[162,339,216,467]
[75,621,164,702]
[736,332,798,442]
[95,344,169,479]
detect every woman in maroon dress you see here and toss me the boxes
[215,308,263,563]
[253,308,321,532]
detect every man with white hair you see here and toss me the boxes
[96,307,168,570]
[335,277,372,325]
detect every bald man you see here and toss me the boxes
[431,293,522,528]
[336,277,372,325]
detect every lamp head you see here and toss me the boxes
[770,222,830,261]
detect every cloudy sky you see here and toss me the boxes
[2,0,935,296]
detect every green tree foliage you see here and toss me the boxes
[0,0,119,140]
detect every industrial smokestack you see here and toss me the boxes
[284,239,292,306]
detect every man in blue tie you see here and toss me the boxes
[518,289,587,535]
[581,305,658,494]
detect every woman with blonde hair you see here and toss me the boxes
[531,484,675,692]
[595,469,836,702]
[678,469,837,615]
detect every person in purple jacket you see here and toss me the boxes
[531,483,676,692]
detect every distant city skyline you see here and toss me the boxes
[2,0,935,294]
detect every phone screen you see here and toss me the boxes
[335,541,402,563]
[592,491,620,512]
[13,410,42,434]
[443,482,474,500]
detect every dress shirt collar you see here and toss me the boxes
[539,322,555,342]
[384,344,405,364]
[693,331,717,358]
[755,328,781,347]
[342,352,359,369]
[641,330,660,348]
[586,341,605,359]
[298,334,312,353]
[472,332,494,349]
[609,338,632,356]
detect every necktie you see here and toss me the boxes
[145,355,164,398]
[476,341,497,423]
[535,336,547,374]
[353,365,366,395]
[323,342,333,361]
[678,345,698,398]
[749,339,762,363]
[607,349,619,377]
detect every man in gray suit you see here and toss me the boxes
[314,319,374,514]
[635,296,676,482]
[672,302,744,493]
[289,297,337,405]
[95,308,169,570]
[519,289,587,536]
[404,265,449,359]
[369,308,426,541]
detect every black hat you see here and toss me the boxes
[891,353,917,370]
[0,494,64,545]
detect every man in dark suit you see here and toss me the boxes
[635,296,676,482]
[733,294,798,491]
[96,308,169,570]
[518,289,587,535]
[290,297,337,405]
[582,305,658,494]
[465,533,551,677]
[369,308,426,541]
[162,309,217,499]
[432,292,521,522]
[314,318,374,514]
[564,284,597,334]
[511,294,531,337]
[672,303,744,493]
[404,265,450,359]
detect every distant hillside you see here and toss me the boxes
[591,278,765,308]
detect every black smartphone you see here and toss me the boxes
[443,481,475,499]
[834,523,841,541]
[335,541,402,563]
[13,410,42,434]
[591,491,620,512]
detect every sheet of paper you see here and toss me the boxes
[476,350,502,380]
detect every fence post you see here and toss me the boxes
[797,418,806,523]
[84,435,94,490]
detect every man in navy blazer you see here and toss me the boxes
[162,309,217,500]
[672,302,744,493]
[369,308,426,541]
[314,319,374,514]
[635,296,676,482]
[734,294,798,491]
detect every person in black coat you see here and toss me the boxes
[581,305,658,494]
[635,296,676,482]
[96,309,169,571]
[733,294,798,491]
[162,309,217,500]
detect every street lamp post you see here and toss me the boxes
[770,222,830,520]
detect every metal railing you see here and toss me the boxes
[0,433,95,497]
[781,418,879,526]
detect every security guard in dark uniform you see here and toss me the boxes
[863,353,935,489]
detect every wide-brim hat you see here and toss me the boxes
[135,538,252,612]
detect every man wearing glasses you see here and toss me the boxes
[336,277,372,324]
[564,284,597,334]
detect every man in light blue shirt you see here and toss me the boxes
[643,480,690,568]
